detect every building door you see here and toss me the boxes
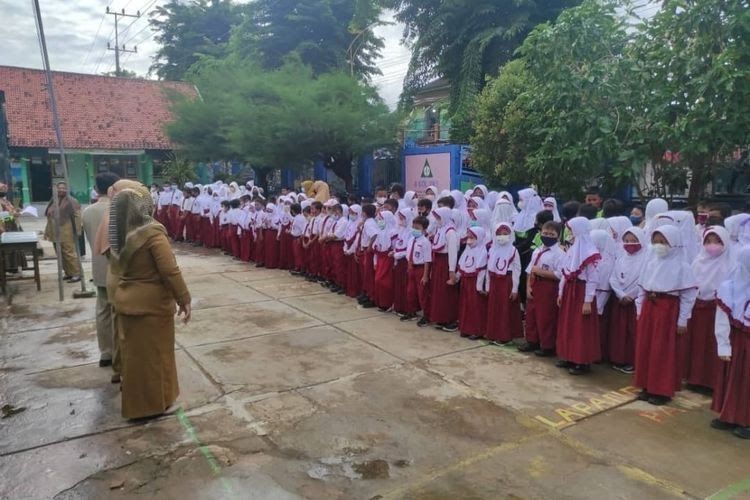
[29,157,52,202]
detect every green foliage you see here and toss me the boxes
[387,0,580,142]
[161,153,198,185]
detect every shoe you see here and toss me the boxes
[647,395,671,406]
[555,360,571,368]
[711,418,737,431]
[68,276,81,283]
[468,335,482,341]
[256,264,265,268]
[417,317,429,327]
[636,390,650,401]
[99,358,113,368]
[441,323,458,333]
[517,342,539,353]
[361,301,376,309]
[568,364,587,376]
[400,314,416,322]
[534,349,555,357]
[733,427,750,439]
[613,364,635,374]
[336,289,345,295]
[111,373,121,384]
[63,276,73,281]
[378,307,389,312]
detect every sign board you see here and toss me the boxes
[404,152,451,195]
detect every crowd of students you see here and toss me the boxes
[151,180,750,440]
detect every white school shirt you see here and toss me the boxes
[433,228,459,273]
[291,214,306,237]
[360,219,379,251]
[558,261,599,303]
[343,223,362,255]
[321,215,336,238]
[399,235,432,265]
[525,245,564,279]
[171,190,184,207]
[332,217,348,241]
[486,246,521,294]
[219,210,229,226]
[191,196,202,215]
[182,197,194,213]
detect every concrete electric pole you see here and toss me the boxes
[106,6,140,77]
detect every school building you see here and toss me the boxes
[0,65,198,204]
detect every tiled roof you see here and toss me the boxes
[0,65,198,150]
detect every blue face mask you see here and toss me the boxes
[629,215,642,225]
[377,220,386,230]
[541,235,558,248]
[469,220,480,227]
[411,229,423,238]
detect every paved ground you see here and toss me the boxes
[1,214,749,499]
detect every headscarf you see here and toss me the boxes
[725,213,750,248]
[638,225,697,293]
[644,198,669,236]
[395,207,415,250]
[472,184,488,199]
[610,227,647,298]
[374,210,397,251]
[431,207,455,251]
[469,208,492,245]
[312,181,331,202]
[691,226,733,300]
[424,186,439,200]
[344,205,362,241]
[228,182,240,200]
[487,222,516,275]
[458,227,488,274]
[450,189,469,238]
[561,217,600,277]
[591,229,616,292]
[485,191,499,212]
[590,218,611,232]
[607,216,632,245]
[403,191,418,209]
[543,197,561,222]
[467,196,487,211]
[492,198,517,228]
[514,188,543,233]
[716,246,750,328]
[94,179,144,255]
[108,185,156,262]
[45,187,81,223]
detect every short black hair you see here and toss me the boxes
[347,194,359,205]
[602,198,624,218]
[383,198,399,211]
[229,199,241,208]
[331,204,343,214]
[240,194,251,202]
[220,200,230,208]
[303,205,311,215]
[362,204,377,218]
[437,196,455,209]
[311,201,323,211]
[417,198,433,211]
[413,215,429,230]
[577,203,599,220]
[290,203,301,216]
[585,186,601,196]
[374,185,387,194]
[709,202,732,219]
[536,209,554,226]
[562,201,580,220]
[707,215,724,227]
[389,183,405,198]
[542,221,562,235]
[95,172,120,195]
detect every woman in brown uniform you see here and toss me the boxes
[109,186,192,420]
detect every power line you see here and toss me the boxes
[106,6,141,76]
[81,7,107,67]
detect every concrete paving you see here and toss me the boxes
[1,216,749,499]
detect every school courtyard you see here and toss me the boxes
[1,217,749,499]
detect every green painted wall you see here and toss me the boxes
[64,153,91,203]
[139,154,154,186]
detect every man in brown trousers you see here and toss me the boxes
[44,182,82,282]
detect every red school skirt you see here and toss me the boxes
[712,326,750,426]
[346,252,362,298]
[392,258,409,314]
[292,237,304,271]
[485,273,522,342]
[279,230,293,270]
[360,249,375,298]
[556,278,600,365]
[373,251,395,309]
[429,252,459,325]
[330,241,345,286]
[633,293,683,398]
[458,273,487,337]
[685,299,720,389]
[254,231,265,265]
[229,224,241,258]
[264,228,279,269]
[528,277,559,350]
[608,299,637,366]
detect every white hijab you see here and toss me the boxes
[639,225,697,293]
[644,198,668,236]
[458,227,488,274]
[543,197,561,222]
[492,198,517,228]
[691,226,733,300]
[717,245,750,327]
[591,229,616,291]
[607,216,633,244]
[469,208,492,245]
[610,227,647,295]
[514,188,543,233]
[562,217,600,277]
[488,222,516,275]
[431,207,455,250]
[374,211,397,251]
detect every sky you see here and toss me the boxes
[0,0,411,108]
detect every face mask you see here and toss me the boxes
[377,220,386,230]
[350,214,357,220]
[425,195,435,202]
[517,200,525,210]
[623,242,642,255]
[284,206,290,213]
[697,213,709,225]
[704,243,724,257]
[469,220,480,228]
[496,235,510,245]
[466,238,477,247]
[411,229,423,238]
[541,235,558,248]
[651,243,669,258]
[376,197,386,205]
[629,215,642,225]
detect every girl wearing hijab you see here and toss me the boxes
[109,187,191,419]
[423,186,439,202]
[644,198,669,237]
[392,208,415,316]
[358,204,379,308]
[372,211,397,311]
[468,208,493,246]
[252,199,266,267]
[450,189,470,242]
[724,214,750,262]
[429,207,461,331]
[343,205,363,297]
[328,204,349,293]
[492,198,517,228]
[608,227,647,374]
[685,227,733,392]
[634,225,698,405]
[456,227,489,339]
[606,216,632,247]
[485,223,522,344]
[277,197,294,271]
[263,203,281,269]
[471,184,489,200]
[238,200,253,262]
[556,217,602,375]
[591,229,617,362]
[543,197,561,222]
[711,246,750,439]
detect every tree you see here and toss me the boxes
[101,69,138,78]
[149,0,244,81]
[229,0,384,80]
[161,153,198,186]
[387,0,580,142]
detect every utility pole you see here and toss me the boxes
[106,6,140,77]
[0,91,10,202]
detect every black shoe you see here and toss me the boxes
[534,349,555,357]
[711,418,737,431]
[99,358,112,368]
[400,314,416,322]
[256,264,265,268]
[361,301,376,309]
[517,342,539,353]
[555,360,571,368]
[68,276,81,283]
[336,289,345,295]
[468,335,481,341]
[441,323,458,333]
[733,427,750,439]
[417,317,429,327]
[636,390,650,401]
[378,307,389,312]
[648,395,671,406]
[568,364,587,376]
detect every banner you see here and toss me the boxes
[404,153,450,195]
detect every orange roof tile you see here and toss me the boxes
[0,65,198,150]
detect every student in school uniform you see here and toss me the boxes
[485,222,523,345]
[685,226,732,392]
[556,217,602,375]
[634,225,698,405]
[190,187,203,246]
[326,204,348,294]
[199,188,213,247]
[392,208,414,316]
[373,211,398,311]
[289,203,306,275]
[179,189,194,243]
[278,197,294,270]
[300,204,314,276]
[518,221,564,356]
[711,246,750,439]
[456,227,489,339]
[264,203,281,269]
[417,198,435,238]
[590,229,616,362]
[343,205,362,297]
[306,201,324,281]
[253,199,267,267]
[238,199,253,262]
[358,204,379,308]
[397,215,431,323]
[209,191,222,249]
[429,207,460,332]
[608,227,647,374]
[219,200,231,254]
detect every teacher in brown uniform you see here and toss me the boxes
[108,185,192,420]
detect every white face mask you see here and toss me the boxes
[425,195,435,202]
[651,243,669,258]
[376,197,387,205]
[517,200,525,210]
[496,235,511,245]
[466,238,477,247]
